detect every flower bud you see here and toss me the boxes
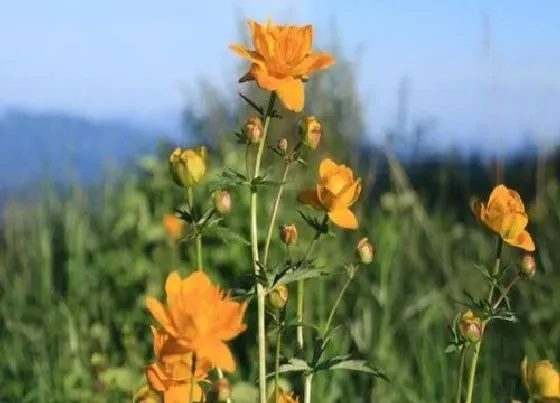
[459,310,483,343]
[521,255,536,278]
[213,190,232,214]
[356,237,375,264]
[277,138,288,153]
[245,116,263,144]
[163,213,185,240]
[169,146,207,187]
[280,224,298,246]
[90,352,106,369]
[133,385,162,403]
[298,116,322,149]
[213,378,231,401]
[268,284,288,309]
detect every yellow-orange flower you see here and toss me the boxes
[270,387,299,403]
[521,357,560,400]
[169,147,207,187]
[298,158,361,229]
[230,19,335,112]
[145,326,211,403]
[473,184,535,251]
[163,214,185,240]
[146,271,248,372]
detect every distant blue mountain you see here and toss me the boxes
[0,109,161,194]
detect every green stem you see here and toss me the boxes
[188,187,203,270]
[456,348,466,403]
[250,92,277,403]
[322,267,355,343]
[303,372,313,403]
[274,308,284,403]
[263,162,292,265]
[464,237,503,403]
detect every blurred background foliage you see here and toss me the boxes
[1,40,560,403]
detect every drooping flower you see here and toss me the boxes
[521,357,560,400]
[163,214,185,241]
[145,326,211,403]
[230,19,335,112]
[146,271,248,372]
[169,147,207,187]
[356,237,375,264]
[472,184,535,251]
[298,158,361,229]
[298,116,322,149]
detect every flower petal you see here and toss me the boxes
[505,229,535,252]
[275,77,305,112]
[146,297,177,337]
[145,363,168,392]
[198,341,236,372]
[165,271,182,301]
[319,158,339,179]
[328,208,358,230]
[228,44,264,65]
[294,51,335,77]
[331,178,362,210]
[163,384,203,403]
[298,189,323,210]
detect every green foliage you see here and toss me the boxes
[1,42,560,403]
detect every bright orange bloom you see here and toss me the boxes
[230,19,335,112]
[163,214,185,240]
[521,357,560,400]
[298,158,361,229]
[473,184,535,251]
[146,271,248,372]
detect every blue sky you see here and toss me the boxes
[1,0,559,151]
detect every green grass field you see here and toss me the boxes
[1,48,559,403]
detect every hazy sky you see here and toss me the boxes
[1,0,559,150]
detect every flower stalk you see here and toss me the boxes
[274,308,284,403]
[250,92,277,403]
[464,237,503,403]
[455,348,466,403]
[188,187,203,270]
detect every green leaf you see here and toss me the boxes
[274,267,329,287]
[445,344,458,354]
[238,92,264,116]
[266,359,310,378]
[212,226,251,246]
[319,358,389,381]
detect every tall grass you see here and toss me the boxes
[1,45,560,403]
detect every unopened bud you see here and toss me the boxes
[268,284,288,309]
[214,190,232,214]
[90,352,106,369]
[245,116,263,144]
[298,116,322,150]
[280,224,298,246]
[169,146,207,187]
[356,237,375,264]
[277,138,288,153]
[521,255,536,278]
[213,378,231,401]
[459,310,483,343]
[163,213,186,240]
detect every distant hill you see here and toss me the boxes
[0,109,161,194]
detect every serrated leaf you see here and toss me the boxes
[212,226,251,246]
[322,359,389,381]
[238,92,264,115]
[267,359,310,378]
[274,268,329,287]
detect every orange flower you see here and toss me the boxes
[298,158,361,229]
[163,214,185,240]
[230,19,335,112]
[145,326,210,403]
[521,357,560,400]
[270,387,299,403]
[473,184,535,251]
[146,271,248,372]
